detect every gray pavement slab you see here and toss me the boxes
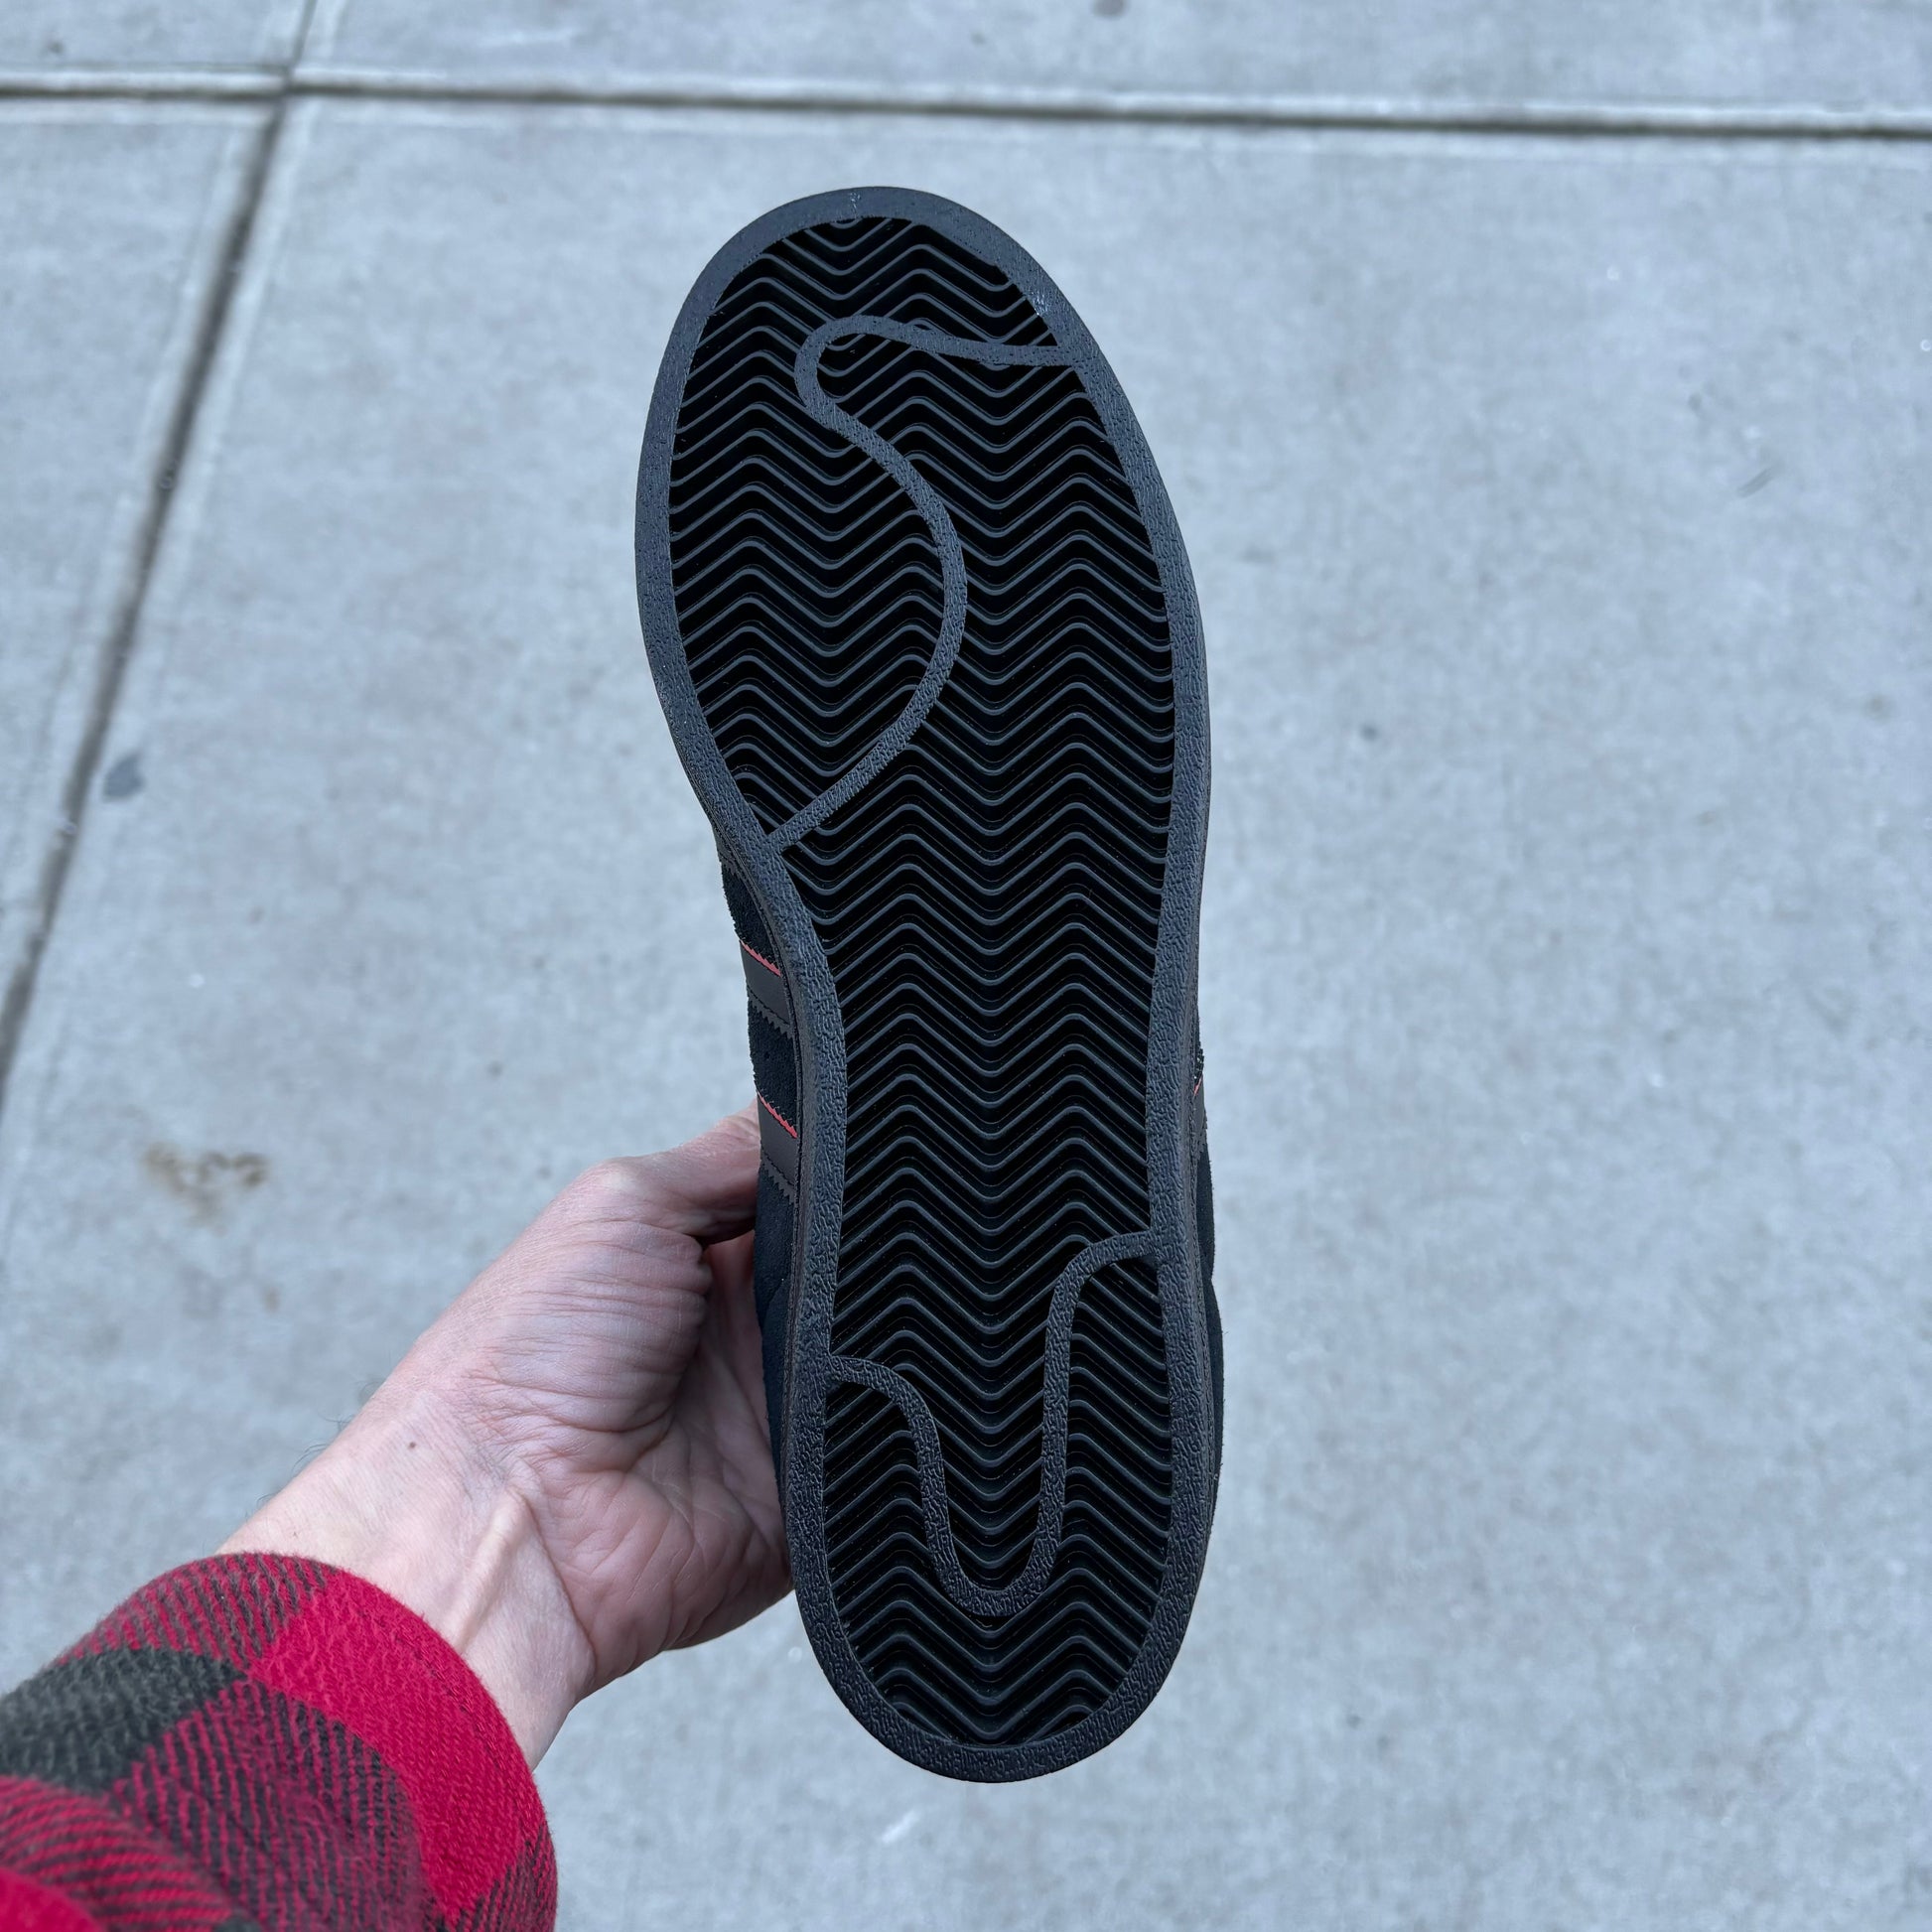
[303,0,1932,116]
[1,100,1928,1930]
[0,104,264,1009]
[0,2,303,76]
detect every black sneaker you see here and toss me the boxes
[636,188,1219,1781]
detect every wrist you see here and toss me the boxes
[222,1383,592,1764]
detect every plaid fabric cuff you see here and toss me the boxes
[0,1555,556,1932]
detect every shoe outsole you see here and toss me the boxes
[636,187,1214,1781]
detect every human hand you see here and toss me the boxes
[223,1107,789,1762]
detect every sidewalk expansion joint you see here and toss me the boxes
[0,67,1927,142]
[0,105,291,1120]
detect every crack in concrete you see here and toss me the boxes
[0,20,325,1121]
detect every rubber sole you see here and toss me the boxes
[636,188,1215,1781]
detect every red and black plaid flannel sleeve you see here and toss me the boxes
[0,1555,556,1932]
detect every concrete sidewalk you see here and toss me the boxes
[2,9,1929,1929]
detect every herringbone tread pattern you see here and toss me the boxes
[666,215,1176,1748]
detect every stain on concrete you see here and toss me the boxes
[101,752,144,800]
[79,1319,123,1362]
[141,1144,269,1227]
